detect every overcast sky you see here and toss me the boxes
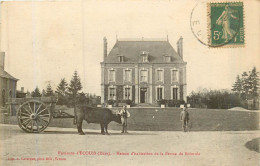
[1,0,259,96]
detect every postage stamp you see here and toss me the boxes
[207,2,244,47]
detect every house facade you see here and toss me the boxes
[100,37,187,105]
[0,52,18,107]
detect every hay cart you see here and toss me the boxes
[6,96,74,133]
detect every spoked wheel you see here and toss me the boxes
[17,100,52,133]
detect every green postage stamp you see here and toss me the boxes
[208,2,244,47]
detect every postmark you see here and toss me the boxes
[190,1,245,47]
[190,1,209,47]
[207,2,244,47]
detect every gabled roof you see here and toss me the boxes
[0,68,18,81]
[103,40,184,63]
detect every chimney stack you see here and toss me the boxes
[0,52,5,70]
[21,87,24,92]
[103,37,107,60]
[177,36,183,59]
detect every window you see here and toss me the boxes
[157,87,163,100]
[156,69,163,82]
[124,87,131,100]
[142,55,148,62]
[108,70,115,82]
[140,51,149,62]
[140,70,148,82]
[124,69,131,82]
[9,90,12,98]
[118,56,124,62]
[163,56,171,62]
[172,69,178,82]
[172,88,178,100]
[108,87,116,100]
[2,89,5,107]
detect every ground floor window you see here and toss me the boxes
[173,88,178,100]
[124,87,131,100]
[2,89,5,107]
[9,90,12,98]
[108,87,116,100]
[157,87,163,100]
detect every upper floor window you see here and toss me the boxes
[156,69,163,82]
[171,69,178,82]
[124,69,131,82]
[163,55,171,62]
[141,55,148,62]
[118,55,124,62]
[140,70,148,82]
[108,69,115,82]
[140,51,149,62]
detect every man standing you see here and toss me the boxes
[180,105,189,132]
[120,106,129,133]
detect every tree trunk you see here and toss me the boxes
[73,98,77,125]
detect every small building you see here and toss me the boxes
[0,52,18,107]
[100,37,187,105]
[16,87,26,98]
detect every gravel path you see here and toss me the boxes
[0,124,259,166]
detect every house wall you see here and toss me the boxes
[0,77,17,107]
[101,62,187,105]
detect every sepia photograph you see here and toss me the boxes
[0,0,259,165]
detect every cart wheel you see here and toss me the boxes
[17,100,52,133]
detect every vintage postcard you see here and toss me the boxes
[0,0,259,166]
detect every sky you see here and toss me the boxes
[1,0,259,96]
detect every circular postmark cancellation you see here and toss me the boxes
[190,1,245,48]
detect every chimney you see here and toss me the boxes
[177,36,183,59]
[103,37,107,60]
[0,52,5,70]
[21,87,24,93]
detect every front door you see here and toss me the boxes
[140,88,147,103]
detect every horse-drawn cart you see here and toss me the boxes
[6,96,74,133]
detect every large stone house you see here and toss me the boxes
[0,52,18,107]
[100,37,187,105]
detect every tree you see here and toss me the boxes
[231,67,259,109]
[248,67,259,99]
[45,83,54,97]
[68,71,82,124]
[68,71,82,101]
[55,78,68,105]
[26,90,31,98]
[31,86,41,97]
[78,92,87,106]
[232,75,242,97]
[42,89,46,97]
[241,72,250,100]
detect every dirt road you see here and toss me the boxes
[0,124,259,166]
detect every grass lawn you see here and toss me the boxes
[1,106,258,131]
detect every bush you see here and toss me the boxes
[168,100,185,107]
[125,99,133,105]
[157,99,168,105]
[107,100,116,105]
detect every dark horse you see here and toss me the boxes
[76,106,121,135]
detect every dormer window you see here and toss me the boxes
[118,55,124,62]
[163,55,171,62]
[140,51,149,62]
